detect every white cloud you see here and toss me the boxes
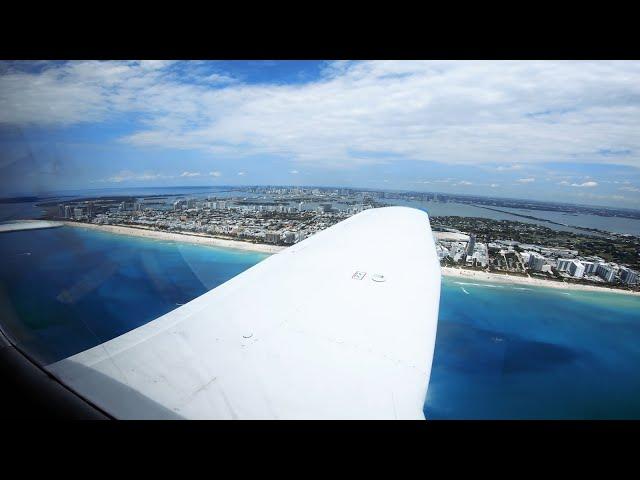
[619,185,639,192]
[205,73,238,85]
[517,178,535,183]
[180,171,201,177]
[209,171,222,177]
[237,171,246,176]
[570,181,598,187]
[103,170,172,183]
[290,169,299,174]
[2,60,640,169]
[496,164,523,171]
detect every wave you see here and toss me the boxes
[453,281,505,289]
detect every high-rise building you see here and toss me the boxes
[582,261,597,275]
[265,232,281,244]
[596,263,617,283]
[466,234,476,256]
[556,258,573,272]
[620,267,638,285]
[528,252,546,272]
[568,260,585,279]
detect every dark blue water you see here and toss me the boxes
[1,227,639,418]
[424,278,640,419]
[0,227,267,365]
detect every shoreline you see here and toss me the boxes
[62,221,286,254]
[441,267,640,297]
[61,221,638,297]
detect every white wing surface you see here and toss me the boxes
[47,206,441,419]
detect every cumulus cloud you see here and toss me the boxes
[2,60,640,169]
[290,169,299,174]
[103,170,172,183]
[205,73,238,85]
[496,164,523,171]
[570,181,598,187]
[517,178,535,183]
[209,171,222,177]
[180,171,201,177]
[237,171,246,176]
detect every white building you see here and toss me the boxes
[620,267,638,285]
[556,258,573,272]
[568,260,585,279]
[528,252,546,272]
[596,263,617,283]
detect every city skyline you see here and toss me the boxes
[1,60,640,208]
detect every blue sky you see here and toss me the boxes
[1,60,639,208]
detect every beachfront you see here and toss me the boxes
[441,266,640,296]
[63,221,639,296]
[63,221,286,254]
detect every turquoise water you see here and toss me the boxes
[1,227,639,418]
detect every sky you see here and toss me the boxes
[0,60,639,208]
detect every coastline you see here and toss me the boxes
[441,266,640,297]
[62,221,286,254]
[61,221,638,296]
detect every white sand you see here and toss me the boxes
[62,221,286,254]
[441,267,640,296]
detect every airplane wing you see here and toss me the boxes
[47,206,441,419]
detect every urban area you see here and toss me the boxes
[44,186,639,291]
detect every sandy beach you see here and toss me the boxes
[62,221,286,254]
[441,266,640,296]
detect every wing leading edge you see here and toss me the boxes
[47,206,441,419]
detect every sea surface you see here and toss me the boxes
[1,226,639,418]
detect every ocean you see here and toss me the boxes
[1,226,639,419]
